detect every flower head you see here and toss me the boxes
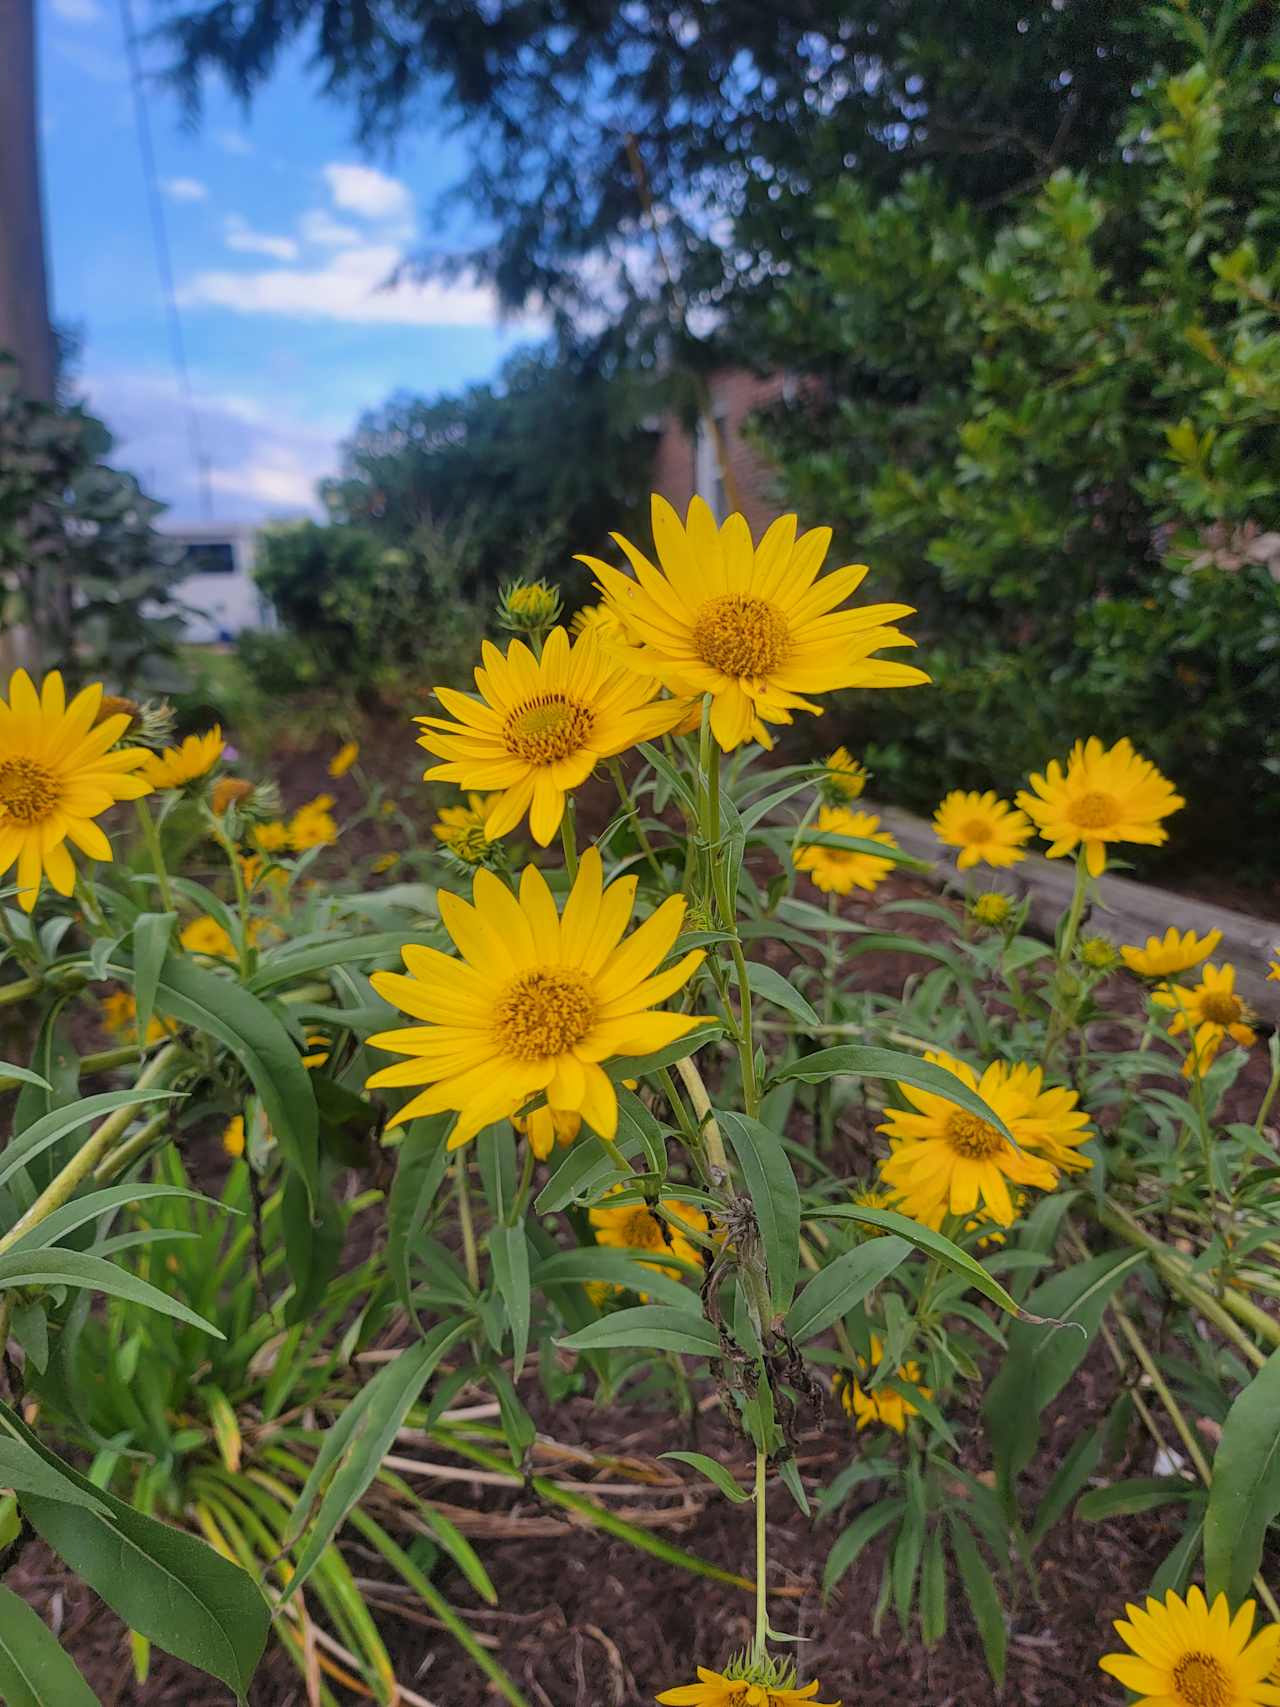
[1122,925,1222,979]
[180,914,237,961]
[589,1189,707,1289]
[500,578,562,633]
[579,494,927,753]
[1099,1585,1280,1706]
[288,794,338,851]
[1080,934,1120,972]
[328,740,359,778]
[512,1104,581,1160]
[657,1655,839,1706]
[1154,962,1257,1077]
[849,1183,893,1235]
[254,820,291,855]
[366,846,708,1148]
[793,806,898,895]
[834,1333,930,1434]
[570,602,627,645]
[222,1115,246,1159]
[0,670,153,912]
[211,777,255,816]
[140,726,225,790]
[821,746,868,803]
[432,793,497,865]
[878,1050,1084,1228]
[970,891,1013,929]
[932,789,1032,870]
[415,627,693,846]
[101,988,175,1047]
[1016,737,1184,877]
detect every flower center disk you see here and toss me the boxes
[1201,992,1243,1026]
[621,1208,664,1250]
[0,757,59,825]
[503,695,594,765]
[692,594,789,678]
[1068,789,1120,830]
[1172,1651,1230,1707]
[960,817,993,843]
[493,967,596,1058]
[944,1110,1006,1159]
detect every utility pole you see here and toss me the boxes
[0,0,56,402]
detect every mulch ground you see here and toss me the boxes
[5,701,1278,1704]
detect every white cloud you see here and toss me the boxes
[161,177,208,203]
[180,244,511,328]
[224,216,299,262]
[214,129,254,157]
[53,37,125,80]
[207,459,318,509]
[51,0,103,21]
[322,163,413,225]
[299,208,362,248]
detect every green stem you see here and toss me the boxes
[606,756,664,882]
[559,800,579,883]
[0,1041,147,1095]
[75,875,108,934]
[753,1448,768,1657]
[0,975,42,1009]
[0,1043,187,1254]
[674,1054,730,1179]
[93,1110,172,1183]
[506,1142,536,1228]
[1041,848,1090,1067]
[455,1160,479,1292]
[134,797,176,915]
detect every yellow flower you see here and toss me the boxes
[327,740,359,778]
[999,1063,1095,1174]
[970,892,1013,928]
[101,989,174,1046]
[180,914,237,961]
[849,1184,893,1235]
[371,851,398,875]
[1099,1586,1280,1706]
[288,794,338,851]
[793,806,898,895]
[501,578,562,631]
[1154,962,1257,1077]
[1122,925,1222,979]
[932,789,1032,870]
[365,846,707,1148]
[432,793,496,864]
[0,670,153,912]
[211,777,254,816]
[254,820,291,854]
[822,746,868,801]
[1016,737,1184,878]
[589,1188,707,1286]
[414,626,693,846]
[657,1664,839,1706]
[1079,934,1120,971]
[878,1050,1064,1228]
[834,1333,930,1434]
[578,494,928,752]
[512,1105,582,1160]
[1266,946,1278,981]
[140,726,225,790]
[570,602,626,644]
[222,1115,246,1159]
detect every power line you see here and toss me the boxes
[118,0,213,519]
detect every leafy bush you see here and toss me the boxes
[756,2,1280,875]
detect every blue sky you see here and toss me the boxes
[38,0,536,523]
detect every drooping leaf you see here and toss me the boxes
[0,1584,102,1707]
[783,1238,910,1344]
[0,1249,223,1335]
[660,1451,751,1503]
[558,1304,720,1358]
[717,1109,801,1313]
[490,1222,532,1368]
[1204,1346,1280,1603]
[773,1046,1016,1143]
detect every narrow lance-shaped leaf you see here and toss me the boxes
[772,1046,1017,1143]
[1204,1346,1280,1604]
[0,1583,102,1707]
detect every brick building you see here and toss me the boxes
[650,367,791,531]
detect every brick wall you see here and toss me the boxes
[650,368,790,534]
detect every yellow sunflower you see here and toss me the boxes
[932,789,1032,870]
[253,820,291,854]
[140,725,224,790]
[1099,1586,1280,1707]
[288,794,338,851]
[793,806,898,895]
[0,669,153,912]
[327,740,359,778]
[1153,961,1257,1077]
[414,626,693,846]
[821,746,868,801]
[222,1116,246,1159]
[1016,737,1184,878]
[432,793,496,864]
[833,1333,930,1434]
[500,579,562,632]
[179,914,237,961]
[999,1063,1095,1173]
[578,494,928,752]
[211,777,255,816]
[365,846,707,1148]
[589,1188,707,1284]
[970,892,1014,928]
[101,989,175,1047]
[570,602,627,644]
[657,1664,839,1706]
[512,1105,581,1160]
[1122,925,1223,979]
[878,1050,1062,1228]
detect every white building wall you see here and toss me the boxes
[158,524,274,644]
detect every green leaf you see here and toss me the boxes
[531,1246,701,1312]
[772,1046,1016,1143]
[131,912,175,1043]
[822,1498,905,1597]
[783,1238,910,1343]
[1151,1513,1204,1598]
[1030,1423,1104,1549]
[0,1249,223,1335]
[534,1132,644,1214]
[4,1182,225,1256]
[717,1110,801,1313]
[1205,1345,1280,1603]
[0,1438,111,1515]
[660,1451,751,1503]
[0,1063,52,1092]
[2,1404,267,1702]
[804,1205,1033,1321]
[740,960,820,1028]
[0,1584,101,1706]
[282,1319,469,1599]
[557,1304,720,1358]
[387,1116,452,1325]
[605,1022,723,1082]
[949,1516,1007,1686]
[920,1528,947,1646]
[0,1087,183,1192]
[247,930,440,993]
[490,1222,532,1368]
[1077,1478,1200,1522]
